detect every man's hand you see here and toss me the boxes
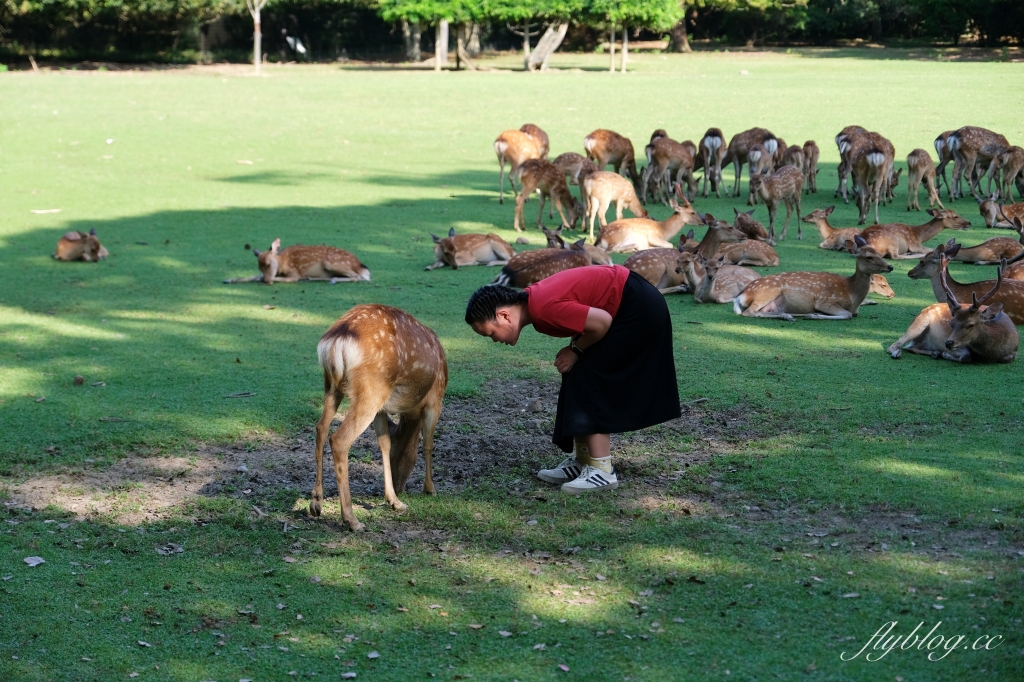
[554,346,578,374]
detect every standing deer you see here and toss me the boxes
[748,165,804,241]
[802,140,820,194]
[860,209,970,259]
[849,131,895,225]
[643,132,698,204]
[986,146,1024,201]
[54,229,109,262]
[907,240,1024,324]
[494,241,609,288]
[782,144,805,173]
[801,206,864,251]
[514,159,581,231]
[906,148,945,211]
[623,243,691,294]
[311,305,447,531]
[699,128,728,198]
[224,239,371,284]
[519,123,550,159]
[733,235,893,320]
[584,129,642,195]
[678,252,760,304]
[426,229,515,270]
[934,131,955,201]
[948,126,1009,200]
[595,196,703,252]
[835,125,868,201]
[583,170,648,242]
[725,127,778,199]
[553,152,597,187]
[745,143,774,205]
[494,129,543,204]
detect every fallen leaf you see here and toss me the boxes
[137,641,151,648]
[283,556,296,563]
[35,397,46,403]
[559,664,570,672]
[309,576,322,584]
[639,589,653,596]
[31,208,62,214]
[533,643,546,650]
[341,674,357,680]
[396,607,409,612]
[498,631,512,637]
[467,624,484,630]
[595,574,606,581]
[129,673,139,678]
[842,593,860,599]
[263,305,276,310]
[277,603,287,610]
[438,612,448,617]
[933,604,944,610]
[155,543,183,555]
[428,604,442,609]
[24,556,45,567]
[367,651,380,659]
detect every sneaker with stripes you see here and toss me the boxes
[561,465,619,495]
[536,457,583,484]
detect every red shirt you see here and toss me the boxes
[525,265,630,337]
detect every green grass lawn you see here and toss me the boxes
[1,51,1023,680]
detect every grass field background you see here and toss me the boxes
[1,52,1023,680]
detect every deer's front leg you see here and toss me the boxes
[373,413,408,512]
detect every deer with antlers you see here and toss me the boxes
[748,165,804,241]
[698,128,728,198]
[224,239,371,284]
[595,195,703,253]
[514,159,581,232]
[54,229,109,262]
[494,129,544,204]
[426,228,515,271]
[310,305,447,531]
[584,129,642,196]
[802,140,820,194]
[724,127,778,199]
[582,170,648,242]
[906,148,945,211]
[948,126,1010,200]
[859,209,970,259]
[494,241,610,288]
[733,235,893,320]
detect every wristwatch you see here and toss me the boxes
[570,339,584,357]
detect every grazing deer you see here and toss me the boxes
[553,152,597,187]
[514,159,581,231]
[906,149,945,211]
[643,132,698,204]
[835,125,868,200]
[542,227,613,265]
[748,165,804,241]
[733,208,771,242]
[623,244,691,294]
[678,253,760,304]
[782,144,805,173]
[802,140,820,194]
[772,137,788,170]
[54,229,109,262]
[311,305,447,531]
[426,228,514,270]
[801,206,864,251]
[595,196,703,253]
[987,146,1024,201]
[745,142,774,205]
[978,197,1024,228]
[494,129,543,204]
[725,127,778,199]
[908,240,1024,324]
[699,128,728,198]
[519,123,549,159]
[582,170,648,242]
[494,241,607,288]
[934,131,955,201]
[224,239,370,284]
[860,209,970,259]
[883,166,903,205]
[584,129,642,195]
[948,126,1009,200]
[849,131,895,225]
[733,235,893,320]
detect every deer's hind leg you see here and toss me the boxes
[373,412,409,513]
[311,386,342,518]
[329,388,384,531]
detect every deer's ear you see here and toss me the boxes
[271,238,281,254]
[746,209,755,216]
[448,227,456,237]
[253,249,261,257]
[733,207,740,216]
[854,234,867,248]
[678,241,687,252]
[946,243,962,258]
[572,238,585,249]
[702,212,714,224]
[982,302,1004,320]
[431,234,441,243]
[926,209,937,217]
[825,206,835,215]
[89,228,97,236]
[63,231,83,241]
[686,229,695,240]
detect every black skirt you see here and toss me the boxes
[551,270,681,453]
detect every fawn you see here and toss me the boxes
[514,159,581,231]
[426,228,514,270]
[54,229,109,262]
[224,239,370,284]
[906,148,945,211]
[494,129,544,204]
[748,165,804,241]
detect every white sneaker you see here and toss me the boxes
[537,457,583,484]
[561,465,619,495]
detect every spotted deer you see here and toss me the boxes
[801,206,864,251]
[584,129,642,195]
[595,196,703,253]
[224,239,371,284]
[782,144,805,173]
[311,305,447,531]
[493,241,608,288]
[623,243,691,294]
[772,137,788,170]
[987,146,1024,201]
[835,125,868,201]
[553,152,597,187]
[54,229,109,262]
[906,149,945,211]
[582,170,648,242]
[688,214,747,259]
[745,143,774,205]
[947,235,1023,265]
[734,235,893,320]
[748,165,804,241]
[699,128,728,198]
[678,253,760,304]
[908,240,1024,324]
[934,131,955,201]
[860,209,970,259]
[718,240,781,267]
[802,140,820,194]
[933,254,1018,362]
[643,132,698,204]
[426,228,514,270]
[519,123,550,159]
[725,127,778,199]
[541,227,613,266]
[979,197,1024,228]
[494,129,543,204]
[849,131,896,225]
[948,126,1010,200]
[733,208,771,243]
[514,159,581,231]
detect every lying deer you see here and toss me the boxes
[678,253,759,304]
[748,165,804,241]
[906,148,944,211]
[54,229,109,262]
[908,240,1024,324]
[860,209,970,259]
[224,239,371,284]
[733,208,772,243]
[494,241,608,288]
[595,196,703,253]
[542,227,613,265]
[978,197,1024,228]
[699,128,727,198]
[689,214,747,259]
[623,243,691,294]
[889,256,1017,363]
[801,206,864,251]
[583,170,648,242]
[494,129,543,204]
[802,140,820,194]
[718,240,781,267]
[426,228,514,270]
[584,129,642,195]
[732,235,893,320]
[514,159,581,231]
[947,235,1022,265]
[311,305,447,531]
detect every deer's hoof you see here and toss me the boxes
[309,497,322,518]
[348,519,366,532]
[390,499,408,513]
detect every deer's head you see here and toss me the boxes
[927,208,970,230]
[542,227,565,250]
[847,235,893,275]
[670,194,704,227]
[253,238,283,283]
[909,239,958,280]
[940,253,1008,351]
[734,207,770,241]
[801,205,836,225]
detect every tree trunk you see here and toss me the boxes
[527,22,569,71]
[435,20,449,71]
[410,22,422,61]
[253,9,262,74]
[609,27,616,72]
[524,23,532,65]
[467,22,481,56]
[669,3,692,53]
[621,24,628,72]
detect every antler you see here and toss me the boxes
[939,253,960,311]
[971,259,1005,310]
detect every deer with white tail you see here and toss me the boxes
[224,239,370,284]
[311,305,447,531]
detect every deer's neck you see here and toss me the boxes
[847,262,876,308]
[814,219,834,239]
[695,230,724,259]
[684,261,709,300]
[926,268,970,304]
[911,218,944,243]
[659,212,685,240]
